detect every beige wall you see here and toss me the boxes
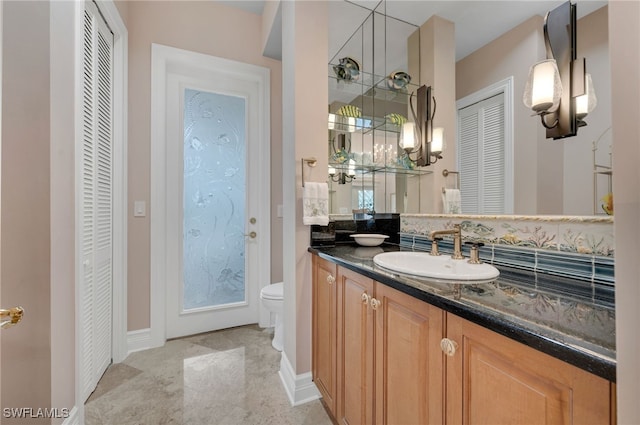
[564,6,611,215]
[1,1,52,421]
[419,16,456,213]
[125,1,283,330]
[456,16,544,214]
[456,7,611,216]
[281,0,328,373]
[114,0,130,28]
[610,1,640,422]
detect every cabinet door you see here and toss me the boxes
[312,256,338,415]
[336,267,375,425]
[374,283,445,425]
[445,313,613,425]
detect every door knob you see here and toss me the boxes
[245,231,257,239]
[1,306,24,329]
[249,217,257,224]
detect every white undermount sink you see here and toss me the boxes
[373,252,500,284]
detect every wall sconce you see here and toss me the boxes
[400,85,443,166]
[328,159,356,184]
[523,1,595,139]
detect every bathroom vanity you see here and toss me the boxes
[310,245,615,425]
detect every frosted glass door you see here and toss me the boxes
[183,88,246,310]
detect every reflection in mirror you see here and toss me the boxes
[327,1,422,215]
[328,0,611,217]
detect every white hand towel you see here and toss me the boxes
[442,189,462,214]
[303,182,330,225]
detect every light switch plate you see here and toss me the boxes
[134,201,146,217]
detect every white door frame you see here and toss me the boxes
[150,44,271,347]
[72,0,128,418]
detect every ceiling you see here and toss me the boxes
[330,0,607,61]
[218,0,607,62]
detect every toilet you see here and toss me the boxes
[260,282,284,351]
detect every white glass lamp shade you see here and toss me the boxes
[347,159,356,177]
[523,59,562,114]
[576,73,597,119]
[328,166,336,175]
[400,122,417,150]
[431,127,444,155]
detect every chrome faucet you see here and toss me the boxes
[430,224,464,259]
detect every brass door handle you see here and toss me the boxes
[1,306,24,329]
[245,231,257,239]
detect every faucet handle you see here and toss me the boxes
[430,237,443,256]
[465,241,484,264]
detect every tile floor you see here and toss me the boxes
[85,325,333,425]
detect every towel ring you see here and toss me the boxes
[442,169,460,193]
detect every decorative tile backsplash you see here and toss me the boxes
[400,214,615,295]
[401,214,614,256]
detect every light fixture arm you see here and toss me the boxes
[329,171,355,185]
[540,112,559,129]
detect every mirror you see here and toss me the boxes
[328,1,422,215]
[328,0,611,217]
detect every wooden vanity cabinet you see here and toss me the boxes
[373,282,445,425]
[312,256,338,416]
[334,266,445,425]
[445,313,613,425]
[311,257,614,424]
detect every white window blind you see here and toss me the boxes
[457,93,505,214]
[81,0,114,402]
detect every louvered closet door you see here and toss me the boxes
[457,93,505,214]
[81,0,114,402]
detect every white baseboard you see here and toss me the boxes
[127,328,154,355]
[278,351,321,406]
[61,406,79,425]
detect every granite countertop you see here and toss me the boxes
[309,243,616,382]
